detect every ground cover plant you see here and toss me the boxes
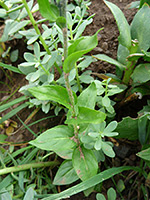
[0,0,150,199]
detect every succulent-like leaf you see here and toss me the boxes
[23,187,36,200]
[8,20,30,35]
[107,187,116,200]
[101,142,115,158]
[104,121,118,133]
[96,193,106,200]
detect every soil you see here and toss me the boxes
[0,0,148,200]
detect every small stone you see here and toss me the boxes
[106,50,111,56]
[93,47,103,53]
[102,42,108,51]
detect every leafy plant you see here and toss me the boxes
[93,0,150,99]
[0,0,121,198]
[92,2,150,196]
[23,0,121,197]
[0,0,94,115]
[1,0,149,199]
[0,144,59,199]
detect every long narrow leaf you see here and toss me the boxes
[0,103,28,124]
[4,146,33,164]
[93,54,125,72]
[104,0,131,49]
[131,4,150,51]
[0,62,23,74]
[0,96,28,113]
[42,166,141,200]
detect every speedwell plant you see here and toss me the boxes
[25,0,119,195]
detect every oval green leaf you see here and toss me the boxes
[28,85,77,109]
[29,125,76,151]
[65,107,106,125]
[53,160,79,185]
[77,82,97,109]
[37,0,59,22]
[72,146,98,181]
[131,63,150,84]
[63,29,102,73]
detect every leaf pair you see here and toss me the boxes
[53,146,98,185]
[28,82,106,185]
[28,83,106,125]
[63,29,102,73]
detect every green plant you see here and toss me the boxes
[93,1,150,100]
[1,0,149,199]
[92,2,150,197]
[128,0,150,9]
[0,144,59,199]
[23,0,121,197]
[96,187,116,200]
[0,0,122,198]
[0,0,94,115]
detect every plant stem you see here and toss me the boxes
[122,61,136,85]
[7,4,24,13]
[39,63,49,75]
[0,161,59,175]
[75,63,82,93]
[60,0,79,140]
[22,0,51,55]
[0,0,9,11]
[69,26,82,93]
[22,0,63,75]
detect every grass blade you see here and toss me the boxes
[0,96,28,113]
[0,62,23,74]
[0,103,28,124]
[42,166,141,200]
